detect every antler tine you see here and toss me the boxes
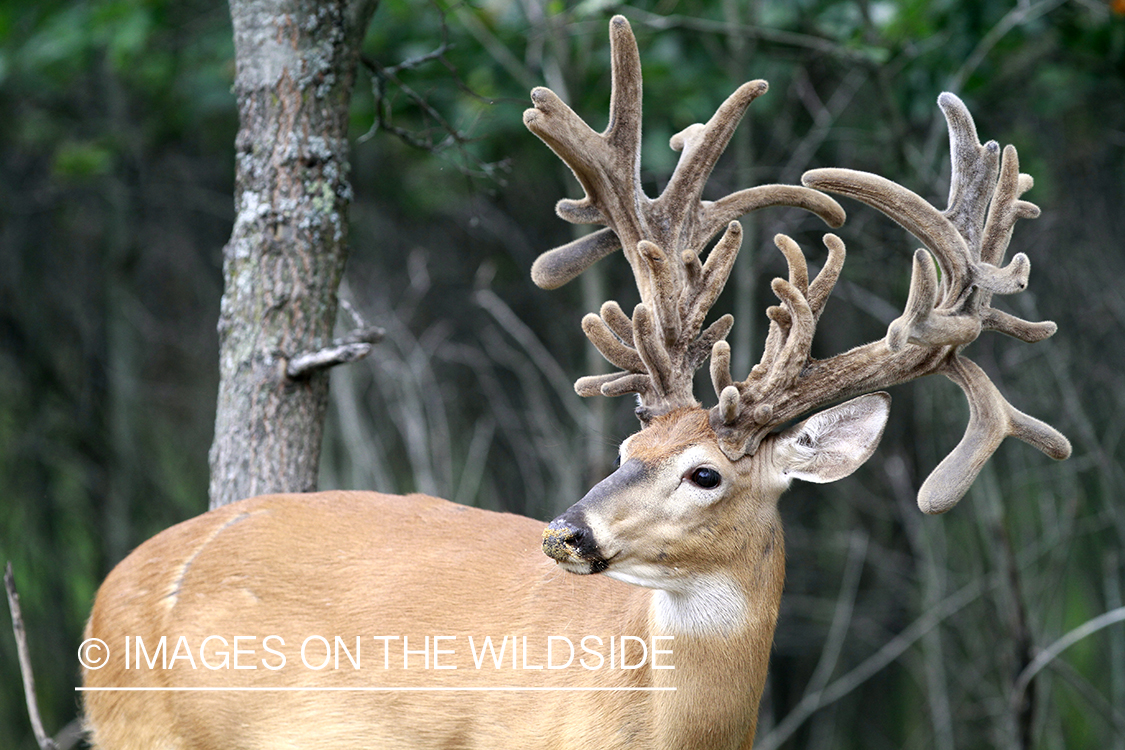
[977,143,1057,343]
[573,223,741,420]
[708,233,845,457]
[523,15,647,291]
[530,229,620,291]
[661,80,769,212]
[526,15,846,423]
[940,92,1000,256]
[919,357,1071,514]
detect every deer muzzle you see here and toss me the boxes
[543,459,651,573]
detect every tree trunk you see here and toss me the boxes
[210,0,379,509]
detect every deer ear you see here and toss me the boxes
[774,393,891,484]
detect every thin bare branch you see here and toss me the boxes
[1011,606,1125,714]
[623,6,880,62]
[947,0,1068,93]
[5,563,58,750]
[756,575,995,750]
[358,4,510,180]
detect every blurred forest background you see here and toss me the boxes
[1,0,1124,747]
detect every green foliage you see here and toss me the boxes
[0,0,234,744]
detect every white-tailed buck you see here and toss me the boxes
[82,16,1069,750]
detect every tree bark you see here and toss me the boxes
[210,0,379,509]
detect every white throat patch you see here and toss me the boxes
[651,574,748,636]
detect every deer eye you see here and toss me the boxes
[689,467,721,489]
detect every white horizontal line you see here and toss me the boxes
[76,686,675,692]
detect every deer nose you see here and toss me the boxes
[542,518,583,560]
[542,517,608,572]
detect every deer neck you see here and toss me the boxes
[643,514,787,750]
